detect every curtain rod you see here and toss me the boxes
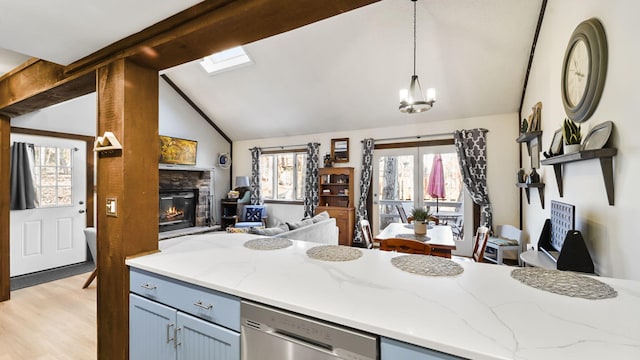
[362,132,454,143]
[251,143,308,151]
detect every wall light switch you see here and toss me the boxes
[106,197,117,217]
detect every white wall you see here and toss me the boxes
[10,77,232,215]
[158,79,232,205]
[521,0,640,279]
[233,112,520,255]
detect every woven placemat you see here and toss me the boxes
[390,254,464,277]
[244,237,293,250]
[306,245,362,262]
[511,268,617,300]
[395,233,430,242]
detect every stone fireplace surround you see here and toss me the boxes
[159,166,213,229]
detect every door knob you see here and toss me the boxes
[78,209,86,213]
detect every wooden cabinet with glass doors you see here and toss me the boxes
[315,167,355,246]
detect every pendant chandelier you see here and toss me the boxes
[399,0,436,114]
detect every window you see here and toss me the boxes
[33,146,73,207]
[260,151,307,201]
[199,46,253,75]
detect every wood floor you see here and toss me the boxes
[0,273,96,360]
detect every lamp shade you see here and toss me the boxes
[235,176,250,188]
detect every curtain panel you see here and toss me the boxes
[10,142,38,210]
[303,142,320,218]
[353,138,374,244]
[249,147,262,205]
[453,129,493,229]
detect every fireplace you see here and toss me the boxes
[159,189,198,232]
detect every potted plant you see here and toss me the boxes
[410,206,433,235]
[563,118,582,153]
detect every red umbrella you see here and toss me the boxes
[427,154,446,212]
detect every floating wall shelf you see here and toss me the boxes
[516,182,545,209]
[516,131,543,156]
[541,148,617,205]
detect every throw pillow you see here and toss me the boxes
[253,224,288,236]
[226,227,249,233]
[245,207,263,222]
[287,218,313,230]
[311,211,330,223]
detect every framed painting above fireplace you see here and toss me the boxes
[159,135,197,165]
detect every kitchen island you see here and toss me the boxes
[126,233,640,359]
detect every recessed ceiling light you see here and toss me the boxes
[199,46,252,75]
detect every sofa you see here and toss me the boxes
[229,211,339,245]
[273,217,338,245]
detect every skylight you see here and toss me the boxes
[199,46,252,75]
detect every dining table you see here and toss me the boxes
[374,222,457,258]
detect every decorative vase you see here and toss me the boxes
[529,168,540,183]
[564,144,581,154]
[517,169,526,183]
[414,221,427,235]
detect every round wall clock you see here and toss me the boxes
[561,18,608,123]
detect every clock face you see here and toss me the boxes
[561,18,607,123]
[565,39,590,107]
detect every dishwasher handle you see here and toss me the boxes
[266,328,337,357]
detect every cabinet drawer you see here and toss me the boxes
[130,268,240,331]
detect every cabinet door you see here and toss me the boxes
[381,337,464,360]
[177,312,240,360]
[130,294,177,360]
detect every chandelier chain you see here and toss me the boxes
[413,0,417,76]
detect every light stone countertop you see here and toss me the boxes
[126,233,640,360]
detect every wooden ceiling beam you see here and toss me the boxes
[0,60,95,117]
[66,0,379,73]
[0,0,378,117]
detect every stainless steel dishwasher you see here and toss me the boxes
[241,301,378,360]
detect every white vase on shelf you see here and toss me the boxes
[564,144,581,154]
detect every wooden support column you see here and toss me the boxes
[0,114,9,301]
[96,59,158,359]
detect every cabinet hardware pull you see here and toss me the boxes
[193,300,213,310]
[174,327,182,348]
[141,283,157,290]
[166,323,175,343]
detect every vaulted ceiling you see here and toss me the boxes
[0,0,542,140]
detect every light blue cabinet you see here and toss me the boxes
[129,268,240,360]
[381,337,465,360]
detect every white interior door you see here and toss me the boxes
[10,134,87,277]
[372,145,471,256]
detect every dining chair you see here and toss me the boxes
[359,219,374,249]
[379,238,431,255]
[472,226,490,262]
[395,204,409,223]
[82,227,97,289]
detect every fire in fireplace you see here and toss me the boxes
[159,189,198,232]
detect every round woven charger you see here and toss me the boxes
[391,254,464,277]
[243,237,292,250]
[511,268,617,300]
[306,245,362,262]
